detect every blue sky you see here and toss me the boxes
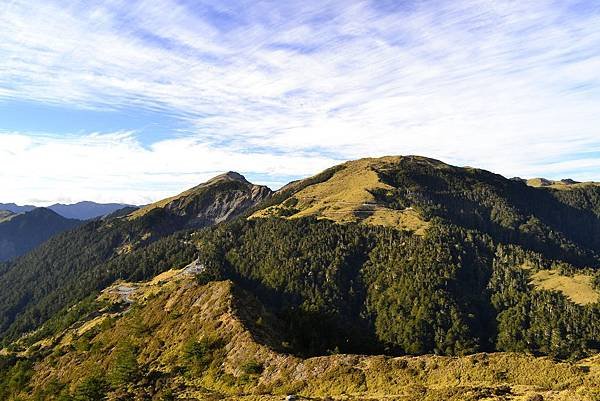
[1,0,600,204]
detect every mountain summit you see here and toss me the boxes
[129,171,272,227]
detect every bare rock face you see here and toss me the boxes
[134,171,273,229]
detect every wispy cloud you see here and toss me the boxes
[0,131,337,204]
[1,0,600,203]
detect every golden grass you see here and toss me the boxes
[527,178,600,191]
[13,268,600,401]
[530,269,600,305]
[252,157,430,234]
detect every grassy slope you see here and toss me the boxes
[6,270,600,401]
[530,269,599,305]
[527,178,600,191]
[252,157,430,234]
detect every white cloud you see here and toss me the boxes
[0,131,338,204]
[0,0,600,203]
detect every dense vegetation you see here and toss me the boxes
[0,213,196,344]
[371,157,600,266]
[191,216,600,359]
[2,156,600,362]
[0,208,81,261]
[0,172,268,344]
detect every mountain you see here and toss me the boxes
[0,211,16,223]
[0,208,82,262]
[2,156,600,400]
[0,172,272,341]
[0,203,35,214]
[526,177,600,190]
[0,201,136,220]
[2,268,597,401]
[129,171,272,225]
[46,201,135,220]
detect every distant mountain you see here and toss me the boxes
[0,203,35,214]
[526,177,600,190]
[46,201,135,220]
[0,201,134,220]
[0,208,81,261]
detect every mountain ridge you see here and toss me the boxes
[4,268,599,400]
[2,156,600,400]
[0,201,135,220]
[0,208,82,261]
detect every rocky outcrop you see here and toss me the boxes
[129,171,272,230]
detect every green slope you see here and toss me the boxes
[2,271,600,401]
[0,172,271,343]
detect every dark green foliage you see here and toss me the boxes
[21,295,102,347]
[489,247,600,359]
[0,208,82,261]
[363,226,494,355]
[108,340,140,387]
[72,375,109,401]
[0,356,33,399]
[193,216,600,359]
[181,336,226,375]
[371,157,600,266]
[241,361,264,375]
[0,218,196,343]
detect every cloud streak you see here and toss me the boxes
[1,0,600,203]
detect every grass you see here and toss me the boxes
[9,268,600,400]
[252,157,430,234]
[530,269,599,305]
[526,178,600,191]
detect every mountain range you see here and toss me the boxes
[1,156,600,400]
[0,201,135,220]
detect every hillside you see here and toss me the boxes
[256,156,600,266]
[2,156,600,399]
[526,177,600,190]
[252,156,429,234]
[0,172,272,342]
[0,211,16,223]
[129,171,272,224]
[2,269,600,400]
[0,208,81,261]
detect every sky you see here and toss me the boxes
[1,0,600,205]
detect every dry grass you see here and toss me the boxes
[530,269,599,305]
[4,247,597,400]
[526,178,600,191]
[252,157,429,234]
[12,266,600,401]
